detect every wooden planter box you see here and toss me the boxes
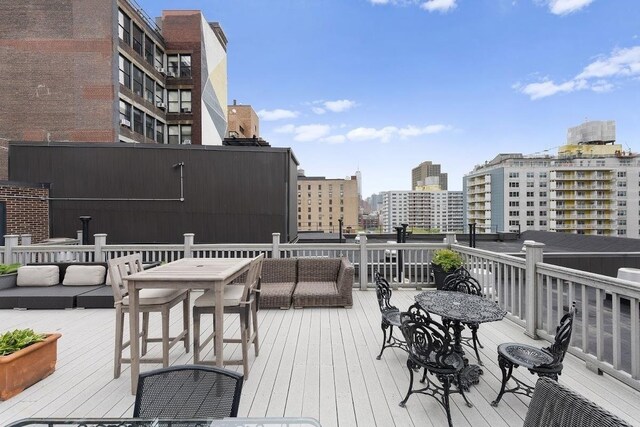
[0,333,61,400]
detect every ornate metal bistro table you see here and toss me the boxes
[415,290,506,389]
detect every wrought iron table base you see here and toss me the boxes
[452,320,484,390]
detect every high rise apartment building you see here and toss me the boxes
[464,121,639,237]
[380,190,463,233]
[0,0,228,152]
[297,174,359,233]
[411,161,448,190]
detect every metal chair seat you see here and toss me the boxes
[497,343,554,370]
[382,309,402,327]
[411,351,465,374]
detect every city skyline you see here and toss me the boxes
[139,0,640,197]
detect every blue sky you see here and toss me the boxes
[139,0,640,197]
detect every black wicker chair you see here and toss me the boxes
[492,302,576,407]
[523,377,632,427]
[399,303,472,427]
[441,267,485,364]
[374,271,406,359]
[134,365,243,419]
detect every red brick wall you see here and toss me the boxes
[0,0,117,144]
[0,183,49,243]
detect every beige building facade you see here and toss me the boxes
[226,102,259,138]
[297,174,359,233]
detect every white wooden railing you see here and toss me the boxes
[2,232,639,391]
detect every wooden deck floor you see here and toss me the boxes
[1,290,639,426]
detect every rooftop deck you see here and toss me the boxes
[1,290,639,426]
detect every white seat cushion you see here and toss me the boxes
[122,288,187,306]
[62,265,106,286]
[193,285,245,307]
[17,266,60,287]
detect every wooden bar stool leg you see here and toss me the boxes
[141,312,149,356]
[193,308,201,364]
[161,307,170,367]
[183,294,190,353]
[114,306,124,378]
[251,302,259,356]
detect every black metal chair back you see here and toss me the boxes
[442,267,482,296]
[375,271,397,314]
[134,365,243,419]
[540,302,576,368]
[400,303,456,370]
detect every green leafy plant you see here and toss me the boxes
[0,329,46,356]
[432,249,463,272]
[0,263,20,275]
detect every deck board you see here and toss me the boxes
[1,290,639,426]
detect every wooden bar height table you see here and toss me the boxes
[123,257,253,393]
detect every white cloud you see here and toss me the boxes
[398,124,452,137]
[257,109,299,121]
[546,0,594,15]
[276,124,331,142]
[421,0,457,12]
[323,99,357,113]
[274,124,296,134]
[369,0,390,4]
[345,124,451,142]
[322,135,347,144]
[312,107,326,115]
[517,45,640,99]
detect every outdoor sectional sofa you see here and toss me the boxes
[0,262,110,309]
[259,257,354,309]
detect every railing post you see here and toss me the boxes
[444,232,456,247]
[20,234,32,246]
[76,230,82,243]
[94,233,107,262]
[272,233,280,259]
[4,235,19,264]
[184,233,194,258]
[359,234,368,290]
[524,241,545,339]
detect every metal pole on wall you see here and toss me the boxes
[79,216,92,245]
[338,218,343,243]
[394,226,403,283]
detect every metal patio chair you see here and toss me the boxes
[492,301,576,406]
[374,270,406,359]
[399,303,472,427]
[441,266,485,364]
[134,365,243,419]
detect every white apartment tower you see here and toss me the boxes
[381,190,463,233]
[464,121,639,237]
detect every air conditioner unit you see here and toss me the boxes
[181,108,191,114]
[156,67,165,74]
[182,139,191,145]
[120,118,131,127]
[156,102,166,109]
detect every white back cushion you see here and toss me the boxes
[17,266,60,287]
[62,265,106,286]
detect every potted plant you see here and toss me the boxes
[0,263,20,290]
[0,329,61,400]
[431,249,463,289]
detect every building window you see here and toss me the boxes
[118,100,131,125]
[618,229,627,236]
[526,182,535,188]
[509,201,519,207]
[526,172,534,178]
[509,172,519,178]
[180,55,192,77]
[155,84,164,106]
[167,55,179,76]
[180,90,192,113]
[509,182,519,188]
[181,125,192,144]
[132,66,143,97]
[132,24,143,56]
[539,172,547,178]
[540,201,547,207]
[526,191,534,197]
[118,10,131,44]
[618,181,627,187]
[527,220,534,226]
[526,201,534,207]
[145,114,154,139]
[539,211,547,216]
[509,191,519,197]
[144,74,154,103]
[509,220,519,226]
[156,119,164,143]
[539,220,547,226]
[539,182,547,188]
[132,108,143,134]
[509,211,519,216]
[619,191,627,197]
[168,125,179,144]
[155,46,164,71]
[118,55,131,89]
[168,90,179,113]
[526,211,534,217]
[144,35,154,65]
[618,171,627,178]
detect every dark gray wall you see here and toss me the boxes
[9,142,298,244]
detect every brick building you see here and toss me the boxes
[0,0,228,179]
[0,183,50,244]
